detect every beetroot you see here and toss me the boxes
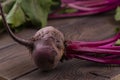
[31,26,65,70]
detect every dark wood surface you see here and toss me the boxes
[0,13,120,80]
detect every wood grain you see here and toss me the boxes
[48,14,119,41]
[0,44,37,79]
[16,59,120,80]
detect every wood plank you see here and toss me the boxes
[48,14,118,41]
[17,59,120,80]
[15,14,120,80]
[0,44,37,80]
[0,76,7,80]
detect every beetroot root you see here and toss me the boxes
[31,26,65,70]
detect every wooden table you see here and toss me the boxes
[0,13,120,80]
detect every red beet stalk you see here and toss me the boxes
[49,0,120,19]
[65,32,120,64]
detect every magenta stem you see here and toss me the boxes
[66,49,120,64]
[66,49,120,59]
[74,54,120,64]
[98,46,120,50]
[67,4,106,11]
[69,0,118,7]
[66,33,120,47]
[49,3,118,18]
[62,0,105,4]
[67,46,120,55]
[102,55,120,59]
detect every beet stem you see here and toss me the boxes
[66,32,120,47]
[74,54,120,64]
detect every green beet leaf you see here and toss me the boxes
[6,1,26,28]
[19,0,53,27]
[115,6,120,21]
[0,0,61,31]
[114,39,120,46]
[2,0,16,14]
